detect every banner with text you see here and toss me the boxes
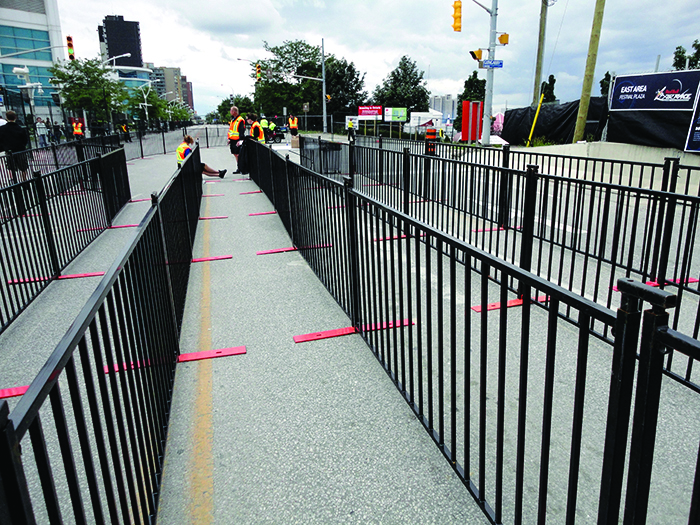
[358,105,382,116]
[384,107,407,122]
[610,70,700,111]
[685,93,700,152]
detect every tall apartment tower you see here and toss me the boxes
[98,15,143,67]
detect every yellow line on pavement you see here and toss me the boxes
[190,196,214,524]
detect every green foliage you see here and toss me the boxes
[673,40,700,70]
[371,56,429,113]
[541,74,556,103]
[325,56,368,113]
[251,40,367,119]
[49,57,128,121]
[599,71,612,97]
[212,95,254,123]
[454,71,486,130]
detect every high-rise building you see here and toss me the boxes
[98,15,142,67]
[0,0,64,121]
[430,94,457,121]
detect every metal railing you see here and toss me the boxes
[1,137,120,190]
[249,139,700,523]
[0,145,203,524]
[0,148,131,336]
[298,138,700,387]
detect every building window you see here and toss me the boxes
[0,25,51,61]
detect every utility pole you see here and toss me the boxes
[472,0,499,146]
[321,39,328,134]
[572,0,606,143]
[532,0,552,106]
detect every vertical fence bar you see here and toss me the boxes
[0,401,34,524]
[597,278,645,523]
[624,288,676,523]
[402,148,410,217]
[498,144,511,228]
[344,175,361,328]
[33,171,60,277]
[518,165,539,298]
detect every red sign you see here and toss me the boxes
[358,105,382,116]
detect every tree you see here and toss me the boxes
[673,40,700,70]
[599,71,612,97]
[212,95,253,123]
[454,71,486,131]
[49,57,128,123]
[541,74,556,103]
[372,56,429,113]
[325,56,368,114]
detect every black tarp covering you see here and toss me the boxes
[501,97,607,146]
[607,110,693,150]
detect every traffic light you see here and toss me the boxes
[326,94,331,101]
[469,49,483,61]
[256,63,261,82]
[452,1,462,32]
[66,36,75,60]
[498,33,509,45]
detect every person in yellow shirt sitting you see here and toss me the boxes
[176,135,227,178]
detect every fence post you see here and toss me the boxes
[0,401,35,523]
[318,136,324,175]
[50,142,59,170]
[138,128,144,158]
[75,140,85,164]
[284,155,296,246]
[597,278,645,523]
[205,127,209,148]
[620,283,676,523]
[348,142,355,180]
[498,144,511,228]
[650,157,678,280]
[655,157,679,288]
[517,164,539,298]
[403,147,410,217]
[33,171,61,277]
[343,174,361,329]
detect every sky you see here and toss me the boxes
[55,0,699,118]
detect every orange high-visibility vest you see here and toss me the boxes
[250,122,265,142]
[73,121,83,135]
[228,116,245,140]
[288,116,298,129]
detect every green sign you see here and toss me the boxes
[384,107,407,122]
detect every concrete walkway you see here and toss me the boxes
[155,144,488,523]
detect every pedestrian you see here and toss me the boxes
[121,121,132,142]
[36,117,49,147]
[260,114,269,142]
[53,121,62,143]
[246,114,265,143]
[227,106,246,173]
[176,135,226,178]
[288,114,298,136]
[347,118,355,143]
[72,119,84,139]
[0,110,31,182]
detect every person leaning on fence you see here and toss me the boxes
[246,114,265,143]
[0,110,30,182]
[228,106,246,174]
[177,135,227,178]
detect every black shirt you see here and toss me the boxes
[0,122,30,153]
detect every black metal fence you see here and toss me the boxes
[0,145,203,524]
[299,138,700,390]
[0,136,120,189]
[249,140,700,524]
[0,148,131,336]
[119,125,229,162]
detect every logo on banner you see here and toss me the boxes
[654,79,694,103]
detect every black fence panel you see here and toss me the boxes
[0,149,131,336]
[0,143,203,523]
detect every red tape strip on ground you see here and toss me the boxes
[0,385,29,399]
[199,216,228,220]
[471,295,549,313]
[249,211,277,216]
[178,346,247,363]
[240,190,263,195]
[191,255,232,263]
[293,319,414,343]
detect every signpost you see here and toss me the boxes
[483,60,503,68]
[383,107,407,138]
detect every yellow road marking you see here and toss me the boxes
[189,195,214,523]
